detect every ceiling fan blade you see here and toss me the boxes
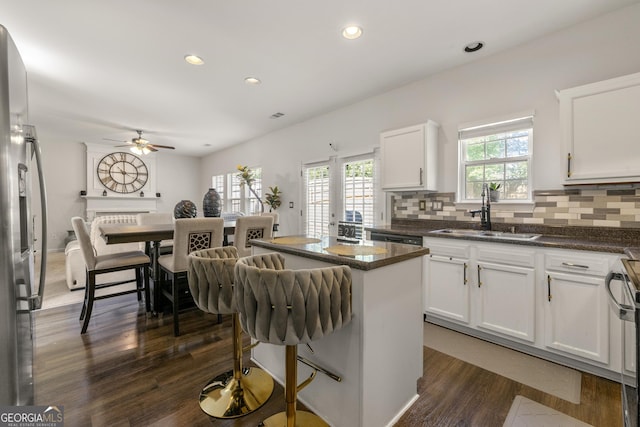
[103,137,128,143]
[147,146,159,152]
[148,144,175,150]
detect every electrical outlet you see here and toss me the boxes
[431,201,443,211]
[419,200,426,211]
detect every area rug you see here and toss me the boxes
[503,396,592,426]
[424,323,582,404]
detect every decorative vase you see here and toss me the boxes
[202,188,221,217]
[63,230,77,246]
[174,200,197,219]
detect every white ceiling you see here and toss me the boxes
[2,0,638,156]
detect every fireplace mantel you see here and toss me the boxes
[83,142,158,220]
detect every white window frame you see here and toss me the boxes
[457,113,534,204]
[211,167,262,214]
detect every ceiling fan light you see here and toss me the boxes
[130,146,143,155]
[142,147,151,155]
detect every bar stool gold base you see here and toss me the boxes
[199,367,274,419]
[260,410,328,427]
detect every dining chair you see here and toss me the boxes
[260,212,279,235]
[136,212,174,254]
[157,217,224,336]
[70,216,151,334]
[233,215,274,257]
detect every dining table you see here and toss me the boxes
[98,221,236,312]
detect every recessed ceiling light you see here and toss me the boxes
[244,77,261,85]
[463,41,484,53]
[342,26,363,40]
[184,54,204,65]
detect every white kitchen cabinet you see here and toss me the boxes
[476,244,536,342]
[422,235,624,378]
[543,252,612,364]
[380,121,438,191]
[423,238,470,324]
[558,72,640,184]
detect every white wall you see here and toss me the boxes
[199,4,640,234]
[37,4,640,250]
[38,138,201,251]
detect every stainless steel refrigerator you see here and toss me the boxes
[0,24,48,406]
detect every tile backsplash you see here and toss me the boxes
[392,189,640,228]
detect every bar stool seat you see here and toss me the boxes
[234,253,352,427]
[187,246,274,418]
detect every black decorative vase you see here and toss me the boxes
[202,188,221,217]
[174,200,197,219]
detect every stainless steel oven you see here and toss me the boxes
[607,259,640,427]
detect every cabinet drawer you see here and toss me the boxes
[424,239,470,259]
[545,252,609,276]
[477,245,535,268]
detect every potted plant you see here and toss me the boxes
[264,186,282,212]
[236,165,264,213]
[489,183,501,202]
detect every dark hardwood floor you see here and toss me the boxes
[34,296,622,426]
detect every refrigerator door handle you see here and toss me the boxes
[24,125,47,310]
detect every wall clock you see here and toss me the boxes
[97,152,149,193]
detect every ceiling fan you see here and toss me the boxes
[105,130,175,155]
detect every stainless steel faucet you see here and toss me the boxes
[470,183,492,230]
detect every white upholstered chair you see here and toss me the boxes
[233,215,274,257]
[136,212,174,251]
[157,218,224,336]
[71,216,151,334]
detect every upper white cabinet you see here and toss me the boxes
[380,121,439,191]
[558,72,640,184]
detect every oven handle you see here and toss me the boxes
[605,271,635,322]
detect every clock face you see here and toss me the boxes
[97,152,148,194]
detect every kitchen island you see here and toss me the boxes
[249,236,429,427]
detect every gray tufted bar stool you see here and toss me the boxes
[187,246,274,418]
[234,253,352,427]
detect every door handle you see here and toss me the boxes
[547,274,552,301]
[477,265,482,288]
[605,271,635,322]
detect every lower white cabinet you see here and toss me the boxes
[477,261,535,342]
[423,236,622,377]
[544,271,609,363]
[543,251,613,364]
[425,254,470,324]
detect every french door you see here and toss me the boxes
[302,153,379,238]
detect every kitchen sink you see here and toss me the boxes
[429,229,541,241]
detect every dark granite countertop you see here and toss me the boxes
[250,235,429,271]
[366,219,640,255]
